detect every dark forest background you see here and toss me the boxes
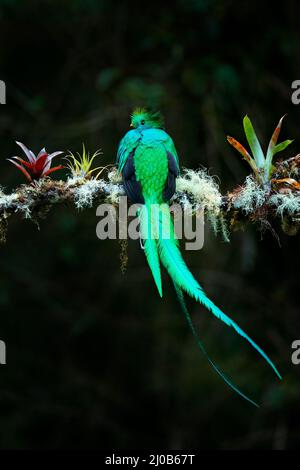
[0,0,299,450]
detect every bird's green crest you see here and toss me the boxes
[130,108,164,129]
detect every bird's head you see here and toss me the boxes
[130,108,164,130]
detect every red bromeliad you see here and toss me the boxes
[8,141,64,182]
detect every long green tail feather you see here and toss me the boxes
[139,202,162,297]
[155,205,282,380]
[173,282,259,407]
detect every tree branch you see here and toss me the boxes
[0,154,299,242]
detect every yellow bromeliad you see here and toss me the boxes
[66,144,104,179]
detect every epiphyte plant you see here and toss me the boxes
[8,141,64,182]
[66,144,103,179]
[227,115,293,186]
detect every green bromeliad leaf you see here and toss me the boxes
[226,135,258,175]
[243,115,265,168]
[228,114,293,186]
[272,139,293,155]
[265,115,293,178]
[266,115,285,166]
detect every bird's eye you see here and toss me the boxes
[141,120,145,125]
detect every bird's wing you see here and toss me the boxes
[163,151,179,201]
[164,136,180,175]
[116,129,141,174]
[122,153,145,204]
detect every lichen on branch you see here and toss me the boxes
[0,152,299,243]
[0,117,300,242]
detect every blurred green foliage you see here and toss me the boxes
[0,0,299,450]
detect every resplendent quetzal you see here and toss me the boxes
[116,108,281,406]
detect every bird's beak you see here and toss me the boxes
[130,123,133,128]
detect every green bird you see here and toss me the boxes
[116,108,281,406]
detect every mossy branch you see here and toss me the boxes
[0,153,299,243]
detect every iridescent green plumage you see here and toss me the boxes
[116,108,281,406]
[117,109,179,176]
